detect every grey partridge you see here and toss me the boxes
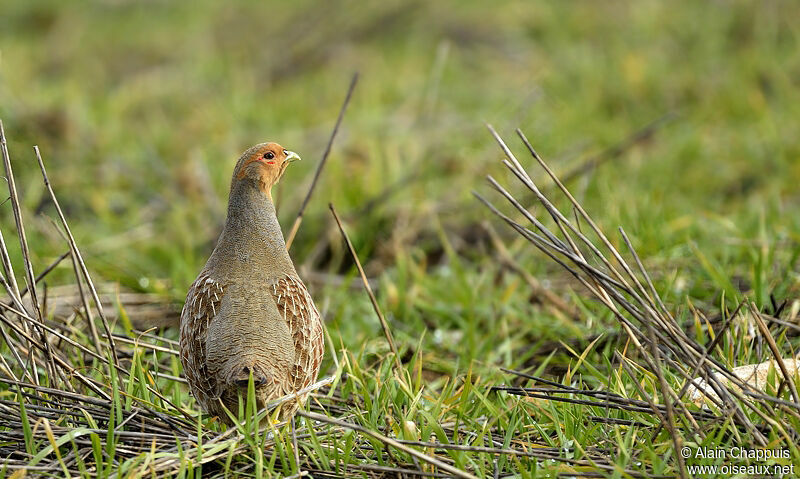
[179,142,324,423]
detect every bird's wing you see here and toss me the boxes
[180,272,226,406]
[271,275,324,391]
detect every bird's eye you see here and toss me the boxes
[263,152,275,160]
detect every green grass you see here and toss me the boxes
[1,0,800,477]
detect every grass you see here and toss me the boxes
[1,0,799,477]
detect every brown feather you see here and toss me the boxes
[272,275,324,392]
[179,272,226,415]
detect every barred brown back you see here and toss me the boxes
[272,275,324,393]
[179,273,225,412]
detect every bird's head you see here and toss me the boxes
[231,142,301,198]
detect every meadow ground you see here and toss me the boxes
[0,1,799,477]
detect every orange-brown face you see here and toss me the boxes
[234,142,301,193]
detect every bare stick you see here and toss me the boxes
[0,230,21,302]
[482,221,581,321]
[16,250,70,300]
[329,203,402,370]
[559,113,675,184]
[0,128,36,318]
[1,119,53,384]
[67,241,103,353]
[644,326,688,478]
[0,231,31,322]
[297,410,479,479]
[0,315,27,382]
[751,302,800,405]
[34,146,119,367]
[45,218,103,352]
[285,73,359,250]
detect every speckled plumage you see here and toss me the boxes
[179,143,323,423]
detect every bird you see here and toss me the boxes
[179,142,324,424]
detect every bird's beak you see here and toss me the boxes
[285,151,301,163]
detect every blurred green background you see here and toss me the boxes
[1,0,799,365]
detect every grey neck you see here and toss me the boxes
[205,178,296,279]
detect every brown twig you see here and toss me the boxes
[751,302,800,405]
[0,230,22,302]
[329,203,402,370]
[16,250,70,300]
[558,112,675,185]
[285,72,359,250]
[1,120,54,385]
[482,220,582,321]
[34,146,119,369]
